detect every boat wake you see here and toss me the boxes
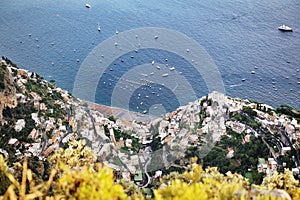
[228,83,243,88]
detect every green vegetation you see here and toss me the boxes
[276,105,300,121]
[0,73,5,90]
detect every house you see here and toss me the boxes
[226,147,234,158]
[15,119,25,132]
[134,170,143,183]
[28,128,39,140]
[8,138,18,145]
[29,92,42,101]
[281,146,291,156]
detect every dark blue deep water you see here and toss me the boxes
[1,0,299,113]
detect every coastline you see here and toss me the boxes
[83,101,158,123]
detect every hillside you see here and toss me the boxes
[0,58,300,199]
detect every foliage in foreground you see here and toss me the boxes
[0,141,300,199]
[154,160,299,200]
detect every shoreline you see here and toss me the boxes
[83,101,158,123]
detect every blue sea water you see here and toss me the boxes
[0,0,299,113]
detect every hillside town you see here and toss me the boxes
[0,58,300,186]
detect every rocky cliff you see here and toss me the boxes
[0,59,18,121]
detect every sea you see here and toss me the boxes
[0,0,299,115]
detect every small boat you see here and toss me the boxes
[85,4,91,8]
[251,71,255,74]
[156,66,161,70]
[115,28,119,34]
[162,73,168,77]
[154,35,158,39]
[152,60,155,65]
[241,78,246,82]
[98,23,101,32]
[169,67,175,71]
[278,25,292,32]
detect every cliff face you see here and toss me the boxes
[0,60,17,121]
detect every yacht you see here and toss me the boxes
[278,25,293,32]
[169,67,175,71]
[152,60,155,65]
[98,23,101,32]
[162,73,168,77]
[85,4,91,8]
[115,28,119,34]
[156,65,161,70]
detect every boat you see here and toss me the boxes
[162,73,168,77]
[154,35,158,39]
[152,60,155,65]
[85,4,91,8]
[278,25,292,32]
[115,28,119,34]
[156,66,161,70]
[98,23,101,32]
[169,67,175,71]
[241,78,246,82]
[251,71,255,74]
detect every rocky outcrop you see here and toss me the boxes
[0,60,18,122]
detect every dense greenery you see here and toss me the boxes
[276,105,300,121]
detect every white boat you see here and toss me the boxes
[169,67,175,71]
[98,23,101,32]
[85,3,91,8]
[278,25,292,32]
[151,60,155,65]
[115,28,119,34]
[154,35,158,39]
[162,73,168,77]
[156,65,161,70]
[251,71,255,74]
